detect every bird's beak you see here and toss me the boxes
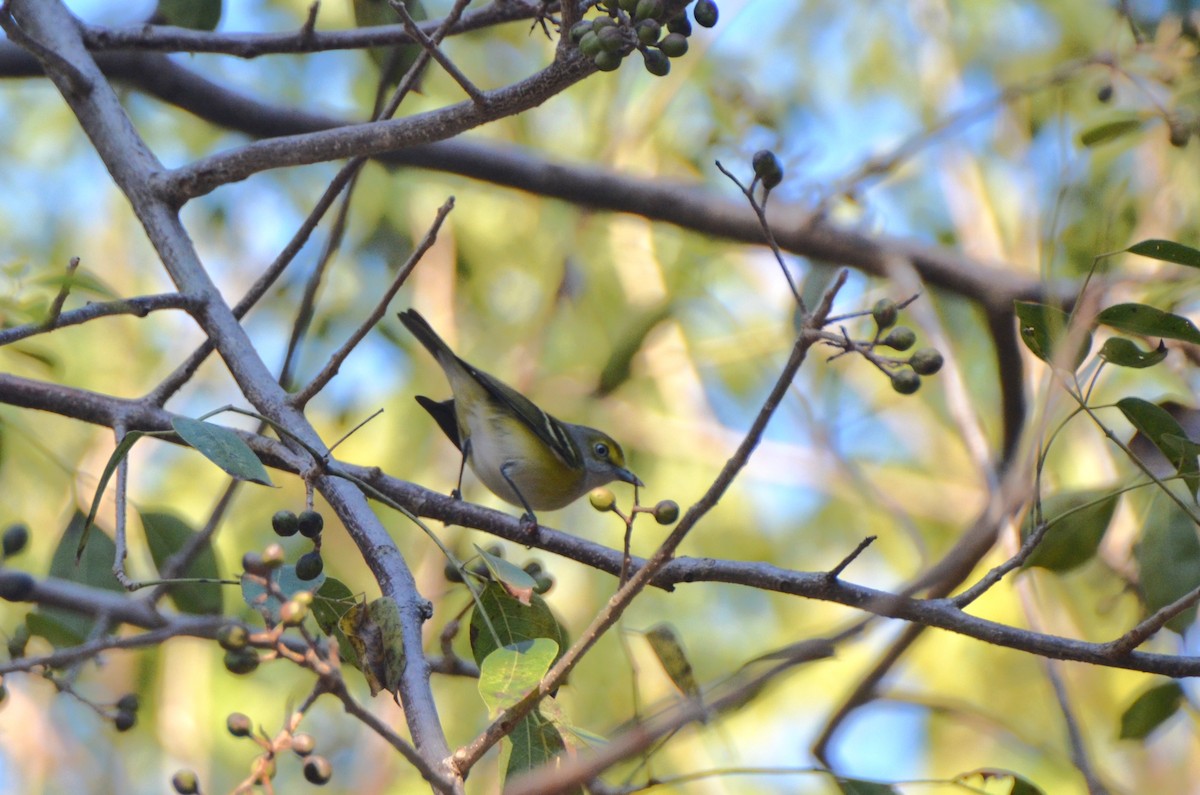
[615,467,643,488]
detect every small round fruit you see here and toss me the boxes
[751,149,783,189]
[171,770,200,795]
[297,510,324,539]
[279,599,309,627]
[2,524,29,557]
[909,348,944,375]
[591,15,617,30]
[579,31,603,57]
[0,572,34,602]
[114,710,136,732]
[693,0,718,27]
[589,488,616,512]
[303,755,333,785]
[533,574,554,594]
[634,0,663,22]
[261,543,285,569]
[596,25,625,54]
[882,326,916,351]
[116,693,140,713]
[1096,83,1113,103]
[636,18,661,45]
[291,732,316,757]
[224,648,260,675]
[227,712,253,737]
[295,551,324,581]
[271,510,298,537]
[653,499,680,525]
[642,47,671,76]
[443,561,464,583]
[1168,119,1191,148]
[241,552,268,577]
[569,19,593,42]
[667,13,691,35]
[619,0,639,12]
[891,370,921,395]
[595,49,624,71]
[292,590,313,607]
[522,561,544,578]
[871,298,898,330]
[217,623,249,651]
[659,32,688,57]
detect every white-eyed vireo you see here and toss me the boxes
[399,309,642,525]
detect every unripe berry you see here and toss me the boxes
[659,32,688,57]
[882,327,916,351]
[291,732,317,757]
[303,755,333,785]
[909,348,944,375]
[693,0,718,27]
[295,551,324,581]
[751,149,783,188]
[217,623,249,651]
[227,712,253,737]
[642,47,671,76]
[271,510,298,537]
[653,499,680,525]
[589,488,616,512]
[891,370,921,395]
[297,510,324,539]
[171,770,200,795]
[871,298,898,330]
[224,648,260,675]
[2,524,29,557]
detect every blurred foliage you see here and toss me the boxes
[5,0,1200,794]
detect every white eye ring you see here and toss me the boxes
[593,442,609,458]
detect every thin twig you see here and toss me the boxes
[0,293,192,346]
[41,256,80,328]
[290,197,455,407]
[390,0,487,106]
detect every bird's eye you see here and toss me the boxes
[593,442,610,459]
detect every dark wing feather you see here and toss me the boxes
[464,363,582,469]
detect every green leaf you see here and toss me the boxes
[1098,337,1168,369]
[1097,303,1200,345]
[140,510,223,615]
[1022,489,1120,572]
[1119,681,1184,739]
[171,417,273,486]
[643,623,701,699]
[1079,117,1145,147]
[240,564,324,623]
[503,712,574,792]
[1014,301,1091,370]
[312,578,361,670]
[339,597,405,696]
[27,512,123,649]
[1118,397,1200,498]
[1134,493,1200,633]
[475,544,537,605]
[956,769,1046,795]
[478,638,559,716]
[154,0,222,30]
[79,429,149,561]
[469,582,568,669]
[1127,239,1200,269]
[29,269,120,301]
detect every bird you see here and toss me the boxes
[398,308,642,527]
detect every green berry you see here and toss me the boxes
[597,25,626,53]
[261,543,285,569]
[882,327,916,351]
[693,0,718,27]
[2,524,29,557]
[589,488,616,511]
[619,0,639,11]
[594,49,622,70]
[297,510,324,539]
[871,298,898,330]
[533,574,554,595]
[522,561,544,578]
[636,19,661,45]
[642,47,671,76]
[659,32,688,57]
[295,551,324,581]
[569,20,593,42]
[217,623,249,651]
[653,499,680,525]
[443,561,464,583]
[227,712,253,737]
[224,648,260,675]
[751,149,783,189]
[891,370,921,395]
[271,510,298,537]
[592,15,617,30]
[579,31,603,57]
[634,0,663,22]
[303,755,333,785]
[171,770,200,795]
[909,348,944,375]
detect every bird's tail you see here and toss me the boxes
[398,308,455,362]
